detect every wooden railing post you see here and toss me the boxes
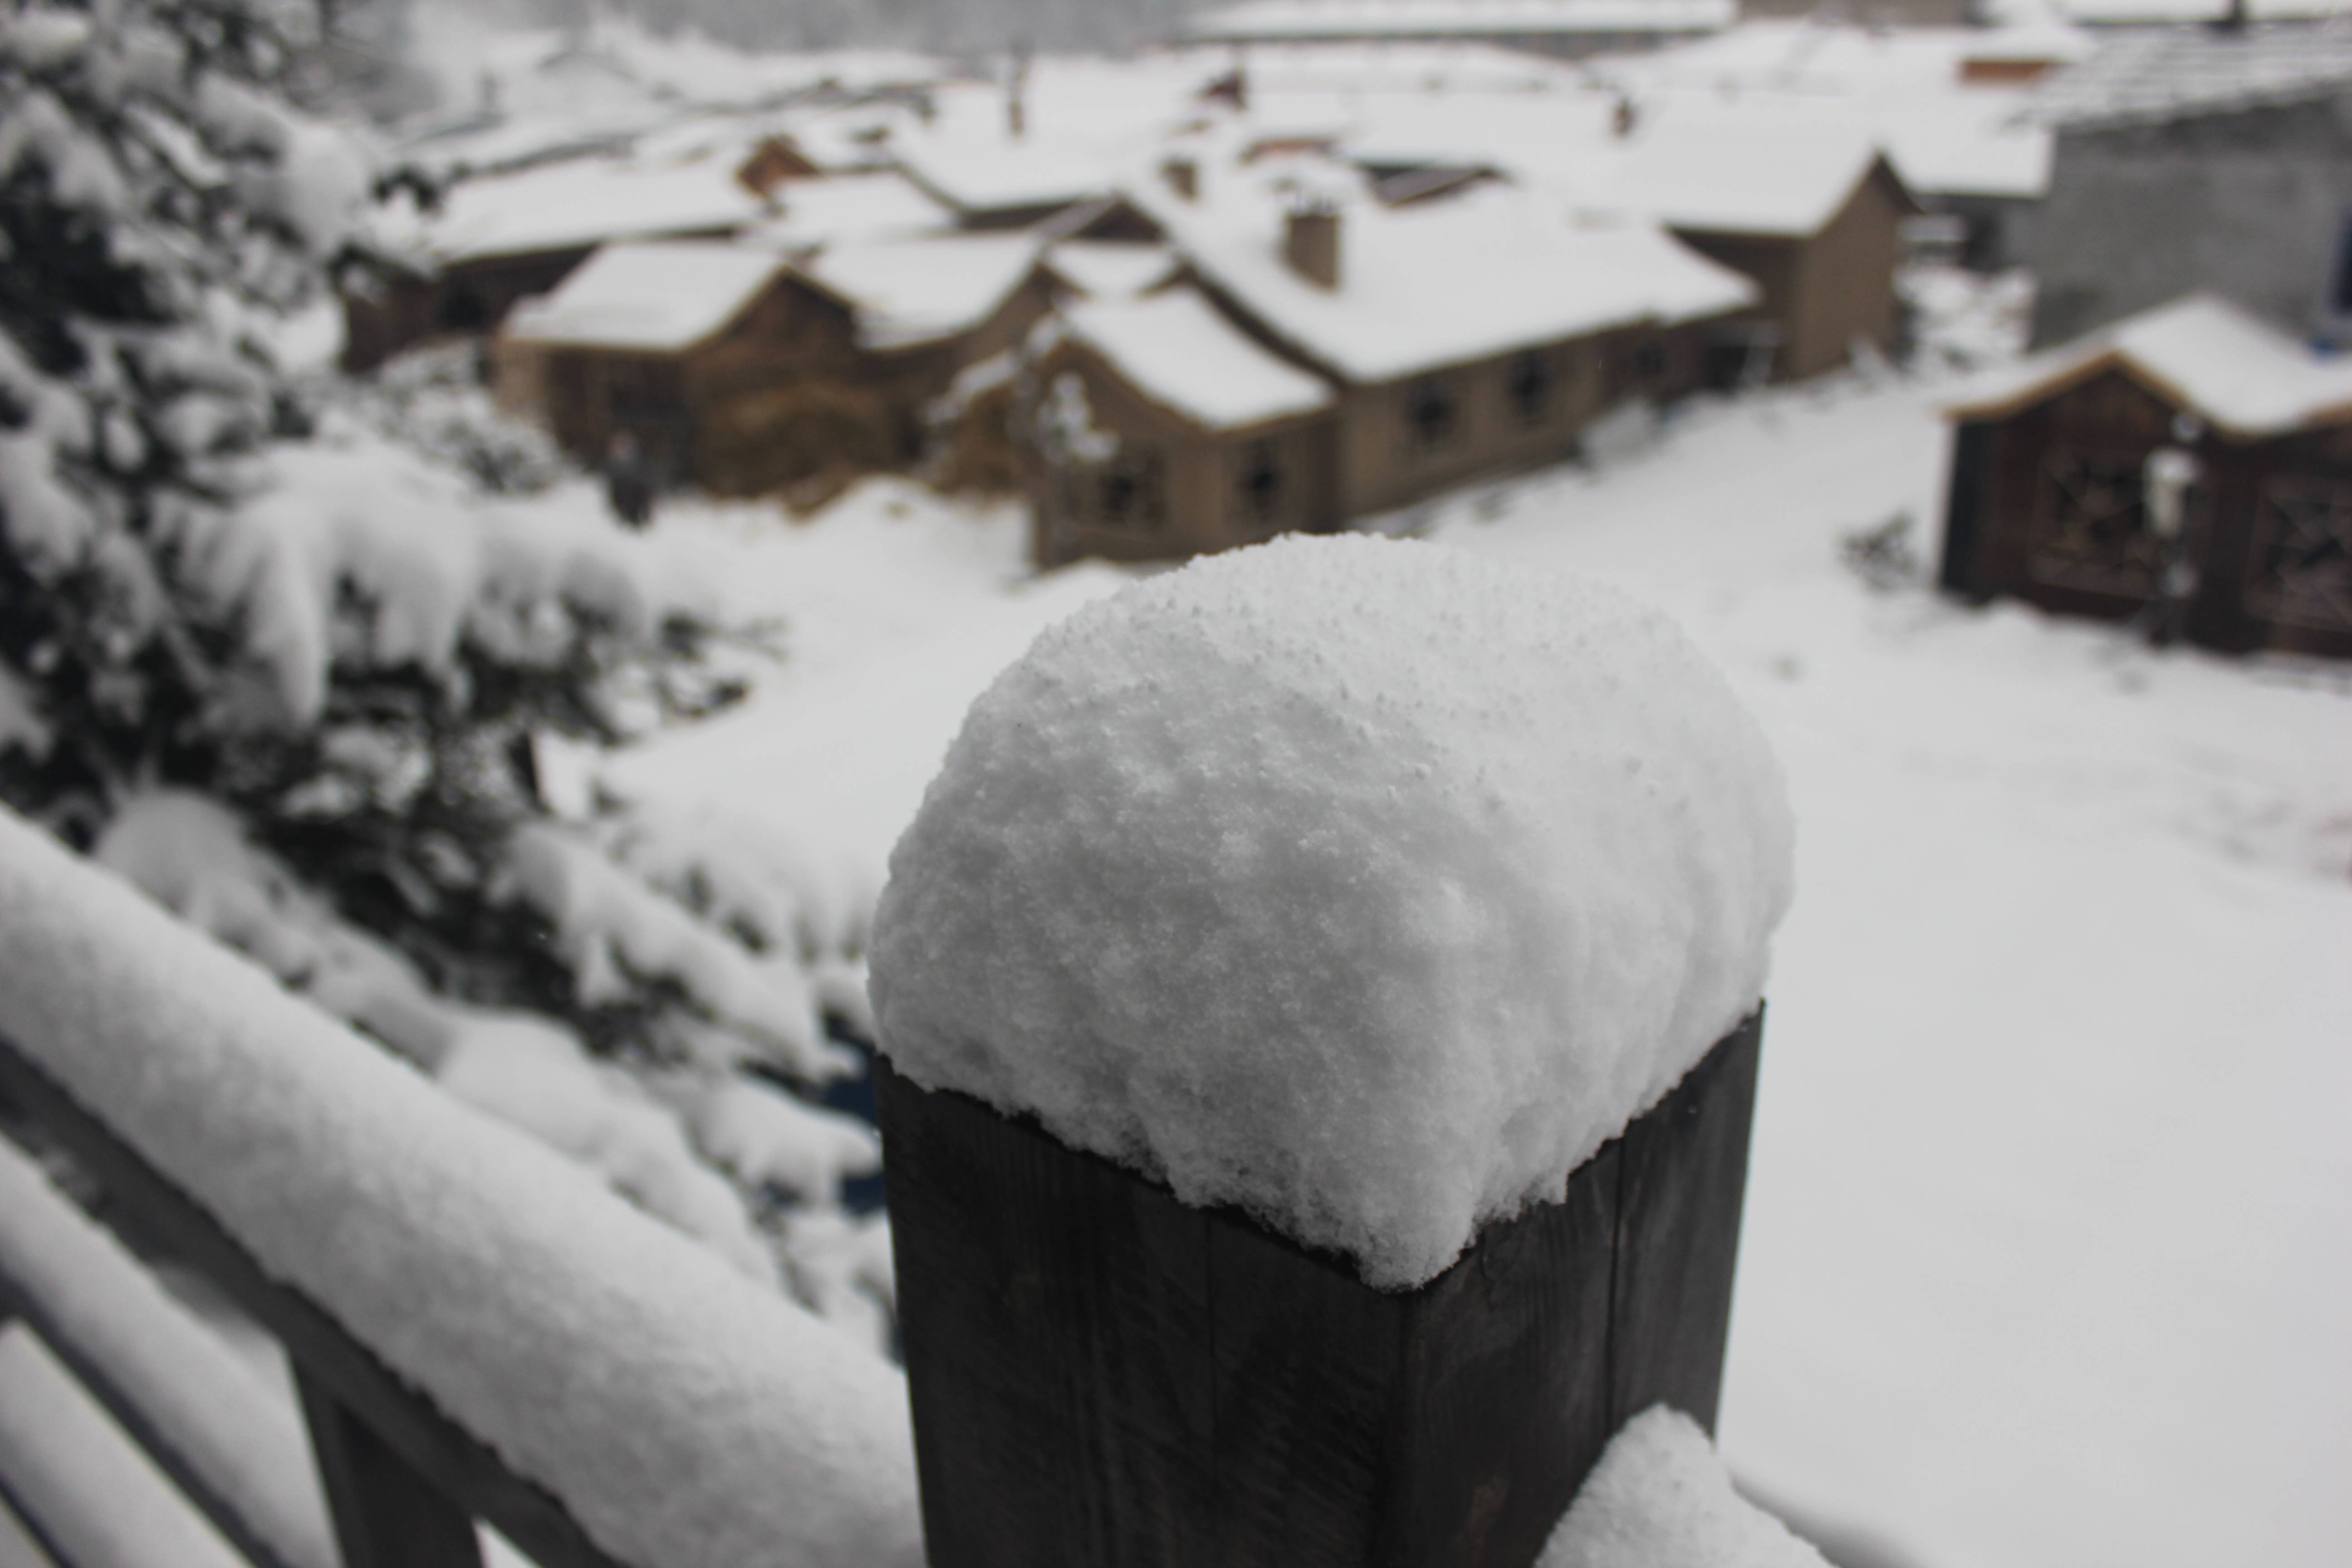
[297,1372,485,1568]
[880,1011,1764,1568]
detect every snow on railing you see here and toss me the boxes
[0,804,923,1568]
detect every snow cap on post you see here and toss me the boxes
[869,534,1794,1290]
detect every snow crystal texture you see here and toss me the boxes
[870,535,1793,1289]
[1538,1406,1827,1568]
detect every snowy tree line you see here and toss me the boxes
[0,0,895,1349]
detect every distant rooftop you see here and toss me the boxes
[1188,0,1734,45]
[2026,23,2352,127]
[503,241,787,351]
[1054,288,1336,431]
[1948,292,2352,437]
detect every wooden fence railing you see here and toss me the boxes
[0,805,923,1568]
[0,800,1765,1568]
[0,1031,623,1568]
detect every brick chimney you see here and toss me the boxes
[1284,200,1341,290]
[1162,156,1200,201]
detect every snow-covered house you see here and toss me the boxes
[1185,0,1734,61]
[1939,293,2352,659]
[344,150,779,372]
[1127,175,1756,527]
[1566,114,1921,381]
[1027,289,1340,563]
[497,233,1051,498]
[2023,26,2352,348]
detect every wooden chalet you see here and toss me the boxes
[342,147,781,373]
[496,234,1051,500]
[1138,179,1757,526]
[1026,289,1339,564]
[1939,293,2352,660]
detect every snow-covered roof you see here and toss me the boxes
[794,234,1041,350]
[1141,176,1756,384]
[2041,0,2352,22]
[892,134,1114,218]
[1571,111,1904,236]
[392,153,772,265]
[1946,293,2352,437]
[1041,241,1182,300]
[1189,0,1735,42]
[503,242,789,353]
[1057,289,1335,431]
[743,171,952,250]
[2024,24,2352,129]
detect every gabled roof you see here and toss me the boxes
[1052,288,1335,432]
[391,153,772,266]
[1188,0,1735,41]
[2024,24,2352,131]
[892,134,1114,220]
[1136,174,1756,384]
[1569,113,1913,238]
[503,241,789,352]
[742,171,952,250]
[1041,241,1183,301]
[1945,293,2352,438]
[792,234,1042,350]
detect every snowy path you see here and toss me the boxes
[616,375,2352,1568]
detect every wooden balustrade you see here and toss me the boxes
[0,1033,627,1568]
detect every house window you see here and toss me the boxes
[1235,439,1284,525]
[2246,474,2352,633]
[1508,351,1552,426]
[1632,342,1667,384]
[1093,447,1166,530]
[1405,375,1458,451]
[2027,448,2160,595]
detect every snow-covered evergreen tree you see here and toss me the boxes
[0,0,892,1347]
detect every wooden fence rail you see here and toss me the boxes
[0,1032,628,1568]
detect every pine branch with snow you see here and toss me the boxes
[0,0,894,1351]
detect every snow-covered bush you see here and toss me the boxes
[0,0,890,1346]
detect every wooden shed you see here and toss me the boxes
[1026,288,1340,566]
[1939,293,2352,660]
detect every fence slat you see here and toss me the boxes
[0,1035,628,1568]
[297,1374,484,1568]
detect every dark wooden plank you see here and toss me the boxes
[0,1034,631,1568]
[1200,1211,1403,1568]
[298,1373,484,1568]
[885,1018,1760,1568]
[0,1258,308,1568]
[880,1061,1219,1568]
[1382,1139,1620,1568]
[1607,1010,1764,1436]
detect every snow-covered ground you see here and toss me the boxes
[611,368,2352,1568]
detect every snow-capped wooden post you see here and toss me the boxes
[869,537,1795,1568]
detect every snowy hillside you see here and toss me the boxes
[609,369,2352,1568]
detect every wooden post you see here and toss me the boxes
[881,1009,1763,1568]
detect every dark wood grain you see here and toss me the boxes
[881,1015,1762,1568]
[1607,1010,1763,1435]
[299,1372,485,1568]
[0,1033,633,1568]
